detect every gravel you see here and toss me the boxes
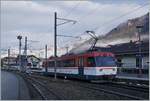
[16,72,149,100]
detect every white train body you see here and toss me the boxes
[42,52,117,80]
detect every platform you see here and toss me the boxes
[116,73,149,85]
[1,71,30,100]
[117,73,149,81]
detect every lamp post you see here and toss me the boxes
[136,25,143,77]
[17,35,22,72]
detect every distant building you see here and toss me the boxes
[27,55,41,68]
[1,57,18,69]
[16,55,41,68]
[96,40,149,70]
[1,55,41,70]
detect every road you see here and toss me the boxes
[1,71,30,100]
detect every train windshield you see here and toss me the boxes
[95,56,116,67]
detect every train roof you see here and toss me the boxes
[48,51,114,61]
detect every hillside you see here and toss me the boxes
[69,13,149,54]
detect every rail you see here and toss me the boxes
[22,74,62,100]
[24,74,149,100]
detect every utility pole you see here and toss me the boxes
[24,36,27,72]
[8,48,10,69]
[45,44,48,73]
[54,12,57,79]
[54,12,77,79]
[136,25,143,77]
[24,37,27,56]
[17,35,22,72]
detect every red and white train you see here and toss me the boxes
[42,51,117,80]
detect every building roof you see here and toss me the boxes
[1,57,17,60]
[16,55,40,60]
[96,40,149,55]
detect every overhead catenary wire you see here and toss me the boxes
[64,1,81,18]
[93,3,149,31]
[90,8,149,42]
[57,2,107,47]
[52,2,105,50]
[23,2,149,54]
[63,2,107,37]
[68,3,149,42]
[68,3,149,51]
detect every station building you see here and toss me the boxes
[96,40,149,72]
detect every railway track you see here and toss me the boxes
[76,80,149,100]
[26,78,47,100]
[22,73,149,100]
[29,74,149,100]
[22,74,62,100]
[76,84,145,100]
[106,82,149,93]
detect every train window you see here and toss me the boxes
[95,56,116,67]
[62,59,75,67]
[57,61,62,67]
[68,59,75,67]
[87,57,96,67]
[49,61,55,67]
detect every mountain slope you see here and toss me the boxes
[70,13,149,54]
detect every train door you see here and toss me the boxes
[78,57,84,76]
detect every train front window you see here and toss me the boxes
[87,57,96,67]
[95,56,116,67]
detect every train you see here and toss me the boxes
[42,51,117,80]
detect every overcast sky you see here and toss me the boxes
[1,0,149,52]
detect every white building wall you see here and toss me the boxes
[142,56,149,69]
[122,57,136,68]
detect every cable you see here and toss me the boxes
[69,3,149,51]
[75,3,149,39]
[64,1,81,18]
[93,3,149,31]
[53,2,149,53]
[57,1,106,47]
[63,2,106,36]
